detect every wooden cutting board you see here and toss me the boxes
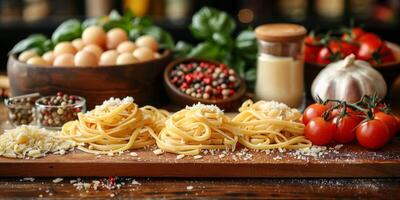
[0,140,399,178]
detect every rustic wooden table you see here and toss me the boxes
[0,99,399,199]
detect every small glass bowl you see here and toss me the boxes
[4,94,40,126]
[35,95,86,129]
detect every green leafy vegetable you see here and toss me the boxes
[174,7,257,90]
[51,19,82,44]
[189,7,235,40]
[9,34,48,55]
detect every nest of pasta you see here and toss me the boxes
[61,97,169,154]
[150,103,239,155]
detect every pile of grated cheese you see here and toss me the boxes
[186,102,224,114]
[0,125,76,159]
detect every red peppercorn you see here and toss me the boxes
[184,74,193,83]
[181,82,189,89]
[203,77,211,84]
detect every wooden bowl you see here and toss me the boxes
[305,41,400,100]
[7,50,172,108]
[163,58,246,111]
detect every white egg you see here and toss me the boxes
[83,44,103,59]
[116,52,138,65]
[116,41,136,53]
[133,47,154,62]
[99,50,119,66]
[106,28,129,49]
[74,50,98,67]
[42,51,55,65]
[72,39,85,50]
[18,50,38,62]
[53,53,75,67]
[82,26,106,48]
[54,42,77,57]
[136,35,158,51]
[26,56,49,66]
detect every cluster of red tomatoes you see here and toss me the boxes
[305,27,395,65]
[302,98,399,149]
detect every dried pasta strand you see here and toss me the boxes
[60,97,169,154]
[150,103,239,155]
[231,100,312,150]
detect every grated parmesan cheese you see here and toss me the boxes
[96,97,134,109]
[186,102,223,114]
[0,125,75,159]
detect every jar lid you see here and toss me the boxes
[255,23,307,43]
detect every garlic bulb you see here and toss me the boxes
[311,54,387,103]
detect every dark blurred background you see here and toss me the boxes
[1,0,399,71]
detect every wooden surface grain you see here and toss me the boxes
[0,140,399,178]
[0,101,400,199]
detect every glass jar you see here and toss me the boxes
[254,23,306,109]
[35,95,86,130]
[4,93,40,126]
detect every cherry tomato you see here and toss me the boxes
[356,119,390,149]
[316,47,334,64]
[305,117,336,146]
[332,116,359,143]
[305,44,322,63]
[329,41,359,57]
[395,115,400,134]
[305,35,320,45]
[302,103,328,125]
[357,37,395,64]
[374,112,398,138]
[330,107,363,123]
[304,35,322,63]
[371,103,385,113]
[341,27,364,42]
[358,33,381,43]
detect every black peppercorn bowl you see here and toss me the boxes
[163,58,246,111]
[35,95,86,129]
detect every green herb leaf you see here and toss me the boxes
[51,19,82,44]
[9,34,48,54]
[245,68,257,81]
[174,41,193,57]
[235,30,257,60]
[109,10,122,20]
[190,7,235,40]
[188,42,220,60]
[103,19,132,32]
[82,17,99,29]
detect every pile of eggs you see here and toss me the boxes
[18,26,160,67]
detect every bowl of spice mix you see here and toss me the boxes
[35,92,86,129]
[164,58,246,111]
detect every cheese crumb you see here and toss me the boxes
[176,154,185,160]
[52,178,63,183]
[193,155,203,159]
[153,149,164,155]
[186,186,194,190]
[129,152,138,157]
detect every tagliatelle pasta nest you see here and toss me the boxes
[232,100,312,149]
[149,103,239,155]
[60,97,169,154]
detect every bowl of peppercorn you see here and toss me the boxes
[35,92,86,129]
[164,58,246,111]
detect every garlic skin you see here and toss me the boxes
[311,54,387,103]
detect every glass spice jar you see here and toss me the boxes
[35,93,86,129]
[254,23,307,109]
[4,93,40,126]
